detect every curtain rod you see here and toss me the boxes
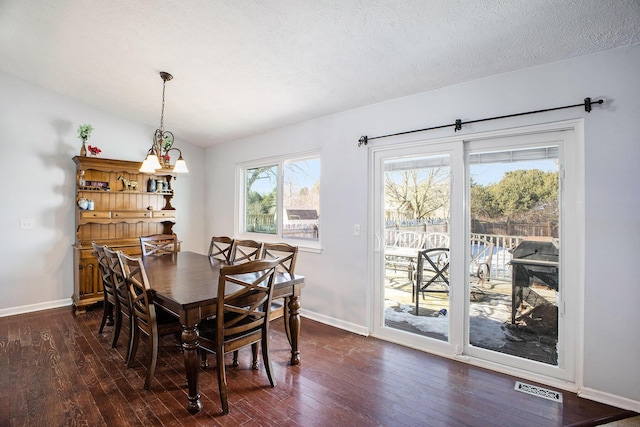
[357,97,603,147]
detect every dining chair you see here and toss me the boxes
[92,242,118,336]
[231,242,299,367]
[208,236,234,262]
[103,246,135,363]
[140,233,178,257]
[261,242,298,334]
[229,239,263,264]
[198,258,280,414]
[118,252,182,391]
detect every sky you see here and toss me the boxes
[470,159,558,186]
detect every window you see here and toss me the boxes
[240,153,320,244]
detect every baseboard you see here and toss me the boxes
[579,387,640,413]
[0,299,73,318]
[301,309,370,336]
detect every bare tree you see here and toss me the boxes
[385,168,449,220]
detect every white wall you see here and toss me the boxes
[0,72,206,313]
[205,45,640,407]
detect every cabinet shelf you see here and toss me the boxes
[72,156,178,315]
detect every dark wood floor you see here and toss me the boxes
[0,306,636,426]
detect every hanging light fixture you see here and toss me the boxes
[140,71,189,174]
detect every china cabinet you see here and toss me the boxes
[72,156,177,314]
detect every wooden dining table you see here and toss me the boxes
[141,251,305,414]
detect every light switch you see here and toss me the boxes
[353,224,360,236]
[20,218,35,230]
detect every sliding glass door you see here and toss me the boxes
[371,125,581,384]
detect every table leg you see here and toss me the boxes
[287,294,301,365]
[181,326,202,414]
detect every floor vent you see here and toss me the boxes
[514,381,563,403]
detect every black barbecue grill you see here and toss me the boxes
[510,238,559,328]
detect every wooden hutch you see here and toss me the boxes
[72,156,177,314]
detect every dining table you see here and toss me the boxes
[141,251,305,414]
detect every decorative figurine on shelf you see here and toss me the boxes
[118,175,139,192]
[77,170,85,188]
[77,124,94,156]
[87,145,101,156]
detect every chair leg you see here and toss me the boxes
[144,329,159,391]
[251,343,259,370]
[99,300,110,333]
[125,314,134,364]
[201,350,209,368]
[261,337,276,387]
[232,350,239,367]
[112,309,122,348]
[216,348,229,414]
[127,318,139,368]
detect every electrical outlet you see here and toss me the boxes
[20,218,34,230]
[353,224,360,236]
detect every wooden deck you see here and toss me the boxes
[0,306,636,426]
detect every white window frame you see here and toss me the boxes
[236,151,322,252]
[369,119,585,390]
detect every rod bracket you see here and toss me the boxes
[454,119,462,132]
[584,97,603,113]
[358,135,368,147]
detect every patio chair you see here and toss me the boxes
[415,248,450,313]
[469,236,494,287]
[385,231,423,300]
[423,232,450,249]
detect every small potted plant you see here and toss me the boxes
[77,124,94,156]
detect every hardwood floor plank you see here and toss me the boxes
[0,307,636,427]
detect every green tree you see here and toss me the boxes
[491,169,557,216]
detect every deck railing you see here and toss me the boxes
[385,229,527,280]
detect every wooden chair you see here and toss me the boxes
[93,242,117,335]
[103,246,134,362]
[140,234,178,257]
[208,236,234,262]
[198,259,280,414]
[232,242,299,367]
[261,242,298,333]
[229,239,263,264]
[118,252,182,390]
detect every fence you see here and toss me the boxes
[385,228,528,280]
[247,214,319,239]
[471,218,557,238]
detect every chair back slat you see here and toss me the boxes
[104,246,132,316]
[140,234,178,257]
[119,253,156,336]
[261,242,298,275]
[92,242,116,302]
[229,239,263,264]
[216,260,279,341]
[208,236,234,262]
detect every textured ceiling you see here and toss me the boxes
[1,0,639,147]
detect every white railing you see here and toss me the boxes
[385,229,527,280]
